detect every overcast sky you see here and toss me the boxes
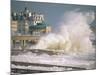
[11,0,96,30]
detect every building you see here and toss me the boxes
[11,21,18,33]
[11,7,51,49]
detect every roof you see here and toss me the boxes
[29,22,49,30]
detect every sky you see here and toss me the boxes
[11,0,96,30]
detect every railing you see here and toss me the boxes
[11,35,40,50]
